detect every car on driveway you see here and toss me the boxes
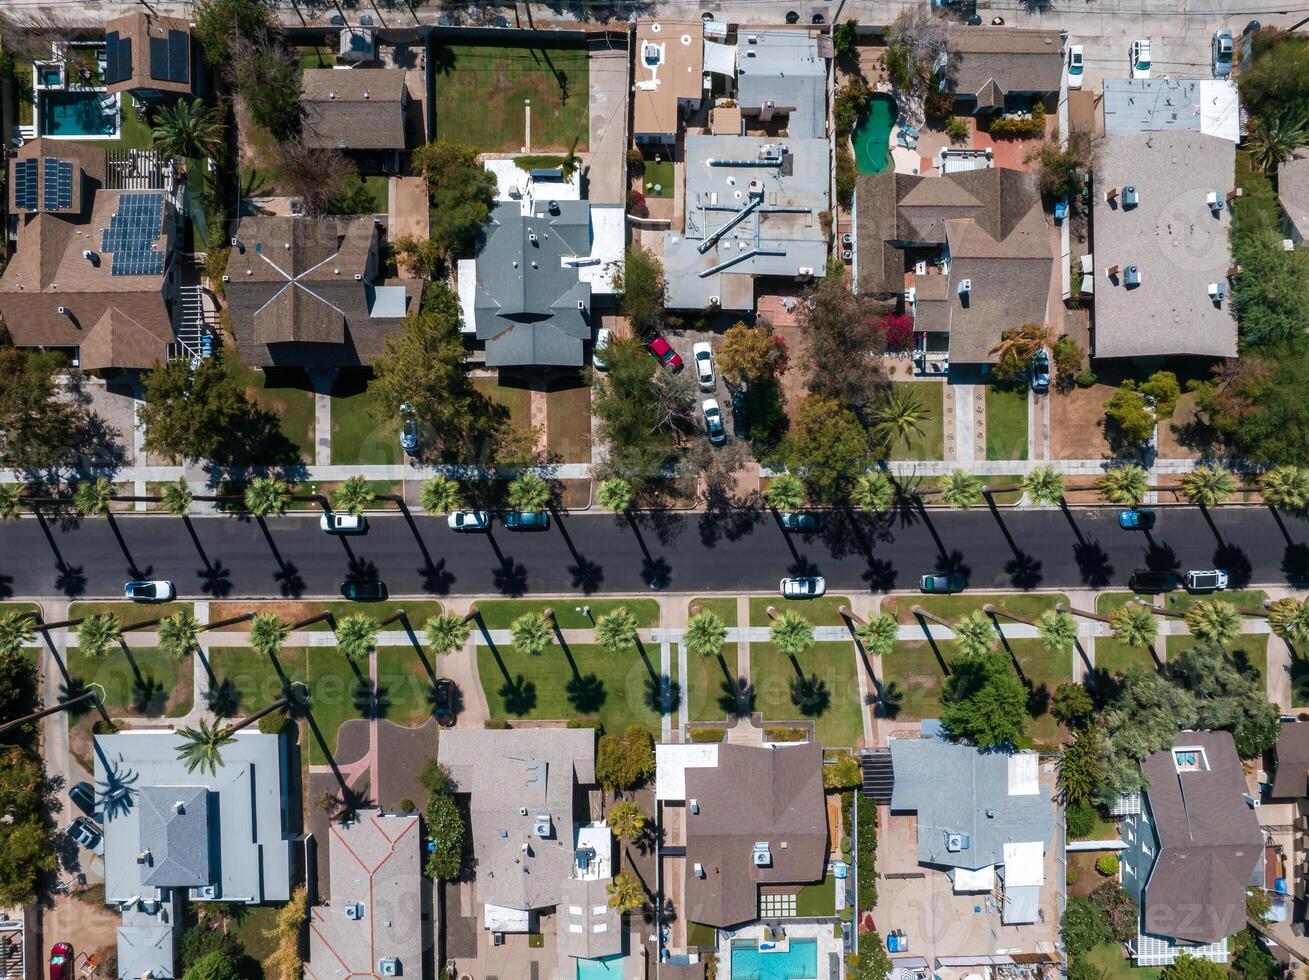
[1129,569,1178,594]
[320,512,366,534]
[1185,569,1229,593]
[50,944,73,980]
[646,335,683,372]
[780,576,826,599]
[1130,39,1152,78]
[447,510,490,532]
[1030,348,1050,393]
[1067,45,1084,89]
[124,580,174,602]
[400,403,420,456]
[341,580,387,601]
[1213,29,1234,78]
[504,510,550,531]
[67,817,103,855]
[779,512,825,532]
[920,573,965,594]
[702,398,726,445]
[692,342,716,391]
[69,782,95,817]
[593,327,611,371]
[434,678,456,727]
[731,388,750,439]
[1117,508,1156,530]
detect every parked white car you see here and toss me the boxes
[1130,39,1152,79]
[780,576,826,599]
[1067,45,1084,89]
[1212,29,1233,78]
[447,510,490,532]
[702,398,726,445]
[124,580,174,602]
[692,341,716,391]
[320,512,366,534]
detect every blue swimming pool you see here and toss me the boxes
[576,954,625,979]
[40,90,118,138]
[852,93,897,175]
[731,939,818,980]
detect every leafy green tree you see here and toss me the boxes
[1193,345,1309,462]
[766,473,806,511]
[1270,597,1309,645]
[192,0,271,69]
[0,645,37,729]
[1109,604,1157,648]
[1180,464,1238,507]
[1172,642,1280,757]
[1247,110,1309,173]
[1064,801,1098,840]
[938,470,983,509]
[1038,609,1078,654]
[1097,464,1149,506]
[854,614,898,657]
[507,474,551,512]
[784,395,870,502]
[74,477,114,517]
[717,322,787,383]
[1184,600,1242,645]
[1103,384,1156,445]
[152,98,224,159]
[159,611,200,661]
[940,650,1027,749]
[511,613,554,656]
[953,610,996,658]
[0,811,57,907]
[606,800,647,841]
[597,477,633,513]
[176,717,236,776]
[850,471,895,512]
[1031,135,1090,199]
[419,476,462,514]
[798,275,889,417]
[617,246,664,333]
[595,725,655,790]
[869,385,928,455]
[245,476,289,517]
[832,19,859,58]
[183,951,242,980]
[0,484,21,521]
[685,610,727,658]
[138,358,253,464]
[411,142,496,258]
[1098,664,1199,799]
[78,614,122,659]
[596,608,639,653]
[1022,466,1065,507]
[1051,682,1094,728]
[336,614,378,662]
[1140,370,1181,420]
[770,611,815,658]
[161,477,193,516]
[606,871,644,913]
[0,349,88,471]
[249,612,290,659]
[424,790,465,880]
[593,339,678,488]
[424,613,469,656]
[1161,956,1227,980]
[1232,926,1279,980]
[331,475,375,516]
[1260,464,1309,510]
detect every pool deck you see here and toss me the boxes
[717,922,843,980]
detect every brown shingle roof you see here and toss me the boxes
[945,27,1064,104]
[1280,152,1309,241]
[8,138,104,217]
[1271,721,1309,800]
[104,12,193,95]
[301,69,408,150]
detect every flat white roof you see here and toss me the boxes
[656,743,718,800]
[484,158,582,203]
[952,865,995,892]
[1007,753,1039,796]
[579,205,625,296]
[1002,841,1045,887]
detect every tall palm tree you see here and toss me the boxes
[331,475,375,516]
[151,97,225,160]
[938,470,983,510]
[606,871,644,913]
[910,605,954,631]
[78,614,122,658]
[1270,598,1309,646]
[1021,467,1065,507]
[160,477,193,516]
[1109,604,1158,648]
[870,385,928,455]
[424,613,470,656]
[336,614,378,663]
[854,613,898,657]
[507,475,552,512]
[74,477,114,517]
[1184,600,1242,645]
[249,612,291,660]
[0,610,35,657]
[685,610,727,658]
[953,610,997,657]
[597,477,633,514]
[595,608,639,654]
[850,471,895,512]
[511,612,554,656]
[245,477,290,517]
[770,611,814,658]
[1247,110,1309,174]
[1180,464,1237,508]
[1260,465,1309,511]
[175,694,294,775]
[1097,464,1150,506]
[419,476,462,514]
[1036,609,1077,653]
[606,800,646,841]
[0,484,24,521]
[766,473,806,512]
[159,610,201,660]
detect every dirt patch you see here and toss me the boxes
[1049,384,1115,460]
[1157,390,1217,459]
[1068,851,1112,898]
[209,601,322,629]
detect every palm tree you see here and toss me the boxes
[938,470,983,509]
[595,608,639,654]
[953,609,997,657]
[1260,466,1309,511]
[1270,598,1309,646]
[78,614,122,658]
[1036,609,1077,653]
[854,613,898,657]
[1021,467,1065,507]
[597,478,633,513]
[151,97,225,160]
[511,612,554,656]
[245,477,290,517]
[685,610,727,658]
[850,471,895,512]
[1109,604,1158,648]
[249,612,291,660]
[606,871,644,914]
[176,717,235,776]
[336,614,378,663]
[1184,600,1242,645]
[424,613,470,656]
[1180,464,1237,508]
[1247,110,1309,174]
[159,610,200,660]
[1097,464,1150,506]
[0,611,35,657]
[606,800,646,841]
[766,473,806,512]
[507,474,552,512]
[870,385,928,455]
[331,475,375,516]
[0,484,24,521]
[770,611,814,659]
[74,477,114,517]
[419,476,462,514]
[160,477,193,516]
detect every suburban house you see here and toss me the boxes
[1101,78,1241,142]
[655,741,840,970]
[223,214,421,369]
[1251,723,1306,949]
[1279,152,1309,245]
[1120,731,1263,965]
[939,28,1064,115]
[0,138,182,371]
[854,166,1052,376]
[306,809,424,980]
[662,28,831,311]
[300,68,410,154]
[457,161,623,368]
[633,20,705,146]
[436,729,624,976]
[1091,132,1238,360]
[93,729,295,980]
[103,13,193,98]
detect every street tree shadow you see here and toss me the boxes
[878,680,905,719]
[790,674,830,717]
[1214,542,1253,589]
[1073,539,1113,588]
[1283,543,1309,587]
[500,674,538,714]
[566,673,606,713]
[206,677,242,718]
[493,556,529,596]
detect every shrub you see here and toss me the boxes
[835,143,856,209]
[946,116,970,143]
[1075,368,1098,388]
[626,148,645,174]
[833,77,873,137]
[399,798,416,813]
[626,189,648,216]
[823,752,863,790]
[877,313,914,351]
[1061,896,1112,957]
[1065,801,1098,839]
[484,718,510,729]
[595,725,655,790]
[988,103,1045,139]
[424,791,465,880]
[690,727,724,743]
[856,795,877,908]
[1096,853,1120,876]
[925,84,955,119]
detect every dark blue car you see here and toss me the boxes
[504,510,550,531]
[1117,508,1156,530]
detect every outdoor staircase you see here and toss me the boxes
[861,748,894,803]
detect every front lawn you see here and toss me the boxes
[749,641,863,748]
[472,376,534,437]
[65,645,192,718]
[747,596,852,627]
[1002,637,1071,748]
[1093,636,1160,678]
[472,599,659,630]
[1096,590,1270,617]
[1082,943,1161,980]
[69,601,194,624]
[207,601,444,632]
[331,370,399,465]
[881,593,1068,625]
[689,597,739,626]
[545,383,591,464]
[985,385,1029,460]
[888,382,945,461]
[235,365,316,465]
[881,641,947,720]
[685,644,741,723]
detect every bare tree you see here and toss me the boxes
[886,9,948,89]
[0,10,75,64]
[273,139,357,215]
[650,368,697,436]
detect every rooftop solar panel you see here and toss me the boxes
[13,160,37,212]
[149,36,169,82]
[102,193,167,277]
[105,32,122,85]
[167,30,189,84]
[43,157,73,211]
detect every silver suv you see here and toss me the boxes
[1212,29,1234,78]
[1184,569,1229,593]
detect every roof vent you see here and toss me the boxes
[333,269,340,276]
[1206,191,1224,213]
[957,278,972,296]
[533,813,552,839]
[231,238,244,252]
[946,833,971,852]
[548,200,559,213]
[520,807,528,816]
[345,903,365,920]
[708,296,720,307]
[751,842,772,867]
[363,91,370,100]
[173,801,186,814]
[222,275,230,283]
[377,959,398,977]
[136,850,152,865]
[57,306,69,316]
[1122,185,1139,208]
[82,249,96,262]
[354,274,363,281]
[284,242,292,251]
[1124,265,1141,287]
[329,92,337,100]
[577,300,585,310]
[985,809,995,818]
[529,230,538,243]
[246,269,253,276]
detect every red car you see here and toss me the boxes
[646,336,683,371]
[50,943,73,980]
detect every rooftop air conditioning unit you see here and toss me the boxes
[377,959,398,977]
[842,249,852,262]
[534,813,552,839]
[690,799,699,814]
[1123,185,1139,207]
[694,863,705,879]
[751,842,772,867]
[958,278,972,296]
[194,885,217,900]
[1207,191,1224,212]
[946,833,970,852]
[1208,282,1225,300]
[798,267,815,277]
[345,903,365,920]
[1124,265,1141,286]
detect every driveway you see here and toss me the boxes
[585,44,628,206]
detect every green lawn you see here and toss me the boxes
[433,44,590,153]
[750,641,863,748]
[881,593,1068,625]
[889,382,945,461]
[376,646,440,727]
[298,45,336,69]
[338,172,389,215]
[289,479,400,511]
[1096,590,1270,616]
[65,645,192,718]
[473,599,659,630]
[233,365,316,465]
[473,377,534,435]
[1083,943,1161,980]
[686,644,741,723]
[330,370,399,465]
[881,641,948,722]
[689,598,739,626]
[1094,634,1161,677]
[748,596,852,627]
[71,95,153,151]
[229,905,286,962]
[1069,807,1118,841]
[641,159,675,198]
[14,62,33,126]
[985,385,1029,461]
[69,601,194,624]
[794,877,837,917]
[477,642,662,734]
[0,602,41,617]
[545,384,591,464]
[206,646,307,719]
[1003,637,1071,748]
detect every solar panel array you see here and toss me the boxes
[43,157,73,211]
[104,31,129,85]
[12,160,37,211]
[148,30,190,84]
[102,192,166,277]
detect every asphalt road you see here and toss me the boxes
[0,505,1306,600]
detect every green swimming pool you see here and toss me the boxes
[731,938,818,980]
[40,90,118,138]
[852,93,897,175]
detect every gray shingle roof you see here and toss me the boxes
[1279,153,1309,241]
[735,30,827,139]
[1271,721,1309,800]
[139,786,211,888]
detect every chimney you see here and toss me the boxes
[1106,188,1119,203]
[1106,264,1120,278]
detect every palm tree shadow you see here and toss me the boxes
[719,676,755,716]
[500,674,538,714]
[878,680,905,719]
[644,673,679,715]
[206,677,242,718]
[790,674,830,717]
[566,673,606,713]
